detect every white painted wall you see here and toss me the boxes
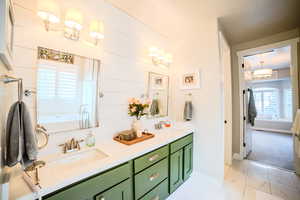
[11,0,172,158]
[170,19,224,182]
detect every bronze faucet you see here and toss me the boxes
[59,138,84,153]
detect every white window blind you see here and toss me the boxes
[253,84,292,122]
[253,88,279,120]
[37,60,81,127]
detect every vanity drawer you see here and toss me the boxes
[139,179,169,200]
[44,162,131,200]
[135,158,168,200]
[170,133,193,154]
[134,145,169,174]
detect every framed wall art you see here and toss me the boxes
[180,70,201,90]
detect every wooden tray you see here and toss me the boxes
[114,132,154,145]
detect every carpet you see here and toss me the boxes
[247,130,294,171]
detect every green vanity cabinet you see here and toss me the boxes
[183,143,193,181]
[95,179,132,200]
[169,133,193,194]
[43,133,193,200]
[43,162,132,200]
[169,149,183,193]
[139,179,169,200]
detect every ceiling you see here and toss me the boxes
[106,0,300,44]
[244,46,291,71]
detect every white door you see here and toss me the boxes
[219,32,232,165]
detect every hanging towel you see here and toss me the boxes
[5,101,38,168]
[247,89,257,126]
[291,109,300,158]
[184,101,193,121]
[150,99,160,116]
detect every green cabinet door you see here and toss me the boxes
[169,149,183,193]
[95,179,133,200]
[183,143,193,181]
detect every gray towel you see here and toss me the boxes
[248,89,257,126]
[150,99,160,116]
[5,101,38,168]
[184,101,193,121]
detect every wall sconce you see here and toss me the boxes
[37,0,60,31]
[37,0,104,46]
[149,47,172,67]
[64,8,83,41]
[89,20,104,45]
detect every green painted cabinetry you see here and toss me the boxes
[135,158,169,199]
[95,179,132,200]
[169,133,193,194]
[139,179,169,200]
[43,133,193,200]
[169,149,183,193]
[134,145,169,174]
[183,143,193,181]
[43,162,132,200]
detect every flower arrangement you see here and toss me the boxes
[128,98,150,120]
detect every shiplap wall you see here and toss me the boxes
[11,0,172,157]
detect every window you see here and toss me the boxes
[253,82,292,122]
[37,61,81,124]
[253,88,279,120]
[283,88,292,120]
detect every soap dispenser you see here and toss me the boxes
[85,131,95,147]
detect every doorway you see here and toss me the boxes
[237,38,300,173]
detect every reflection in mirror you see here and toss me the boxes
[147,72,169,118]
[36,47,100,133]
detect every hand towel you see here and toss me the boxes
[184,101,193,121]
[150,99,160,116]
[291,109,300,158]
[5,101,38,168]
[248,89,257,126]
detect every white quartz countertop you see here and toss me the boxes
[10,123,195,200]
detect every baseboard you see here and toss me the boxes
[233,153,243,160]
[252,127,292,134]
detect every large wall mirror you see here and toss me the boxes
[36,47,100,133]
[147,72,169,118]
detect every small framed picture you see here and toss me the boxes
[180,70,201,90]
[150,73,167,90]
[0,0,15,70]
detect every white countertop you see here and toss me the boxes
[9,123,195,200]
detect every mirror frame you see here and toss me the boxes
[147,72,170,118]
[34,47,101,134]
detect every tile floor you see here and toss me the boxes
[167,160,300,200]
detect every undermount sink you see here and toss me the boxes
[23,148,109,190]
[47,148,109,167]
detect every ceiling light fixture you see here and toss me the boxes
[253,61,272,78]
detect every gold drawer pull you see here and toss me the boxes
[151,196,159,200]
[149,154,159,162]
[149,172,160,181]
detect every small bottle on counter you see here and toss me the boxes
[85,131,95,147]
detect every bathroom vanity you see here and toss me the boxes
[9,126,194,200]
[43,133,193,200]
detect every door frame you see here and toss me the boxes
[236,37,300,160]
